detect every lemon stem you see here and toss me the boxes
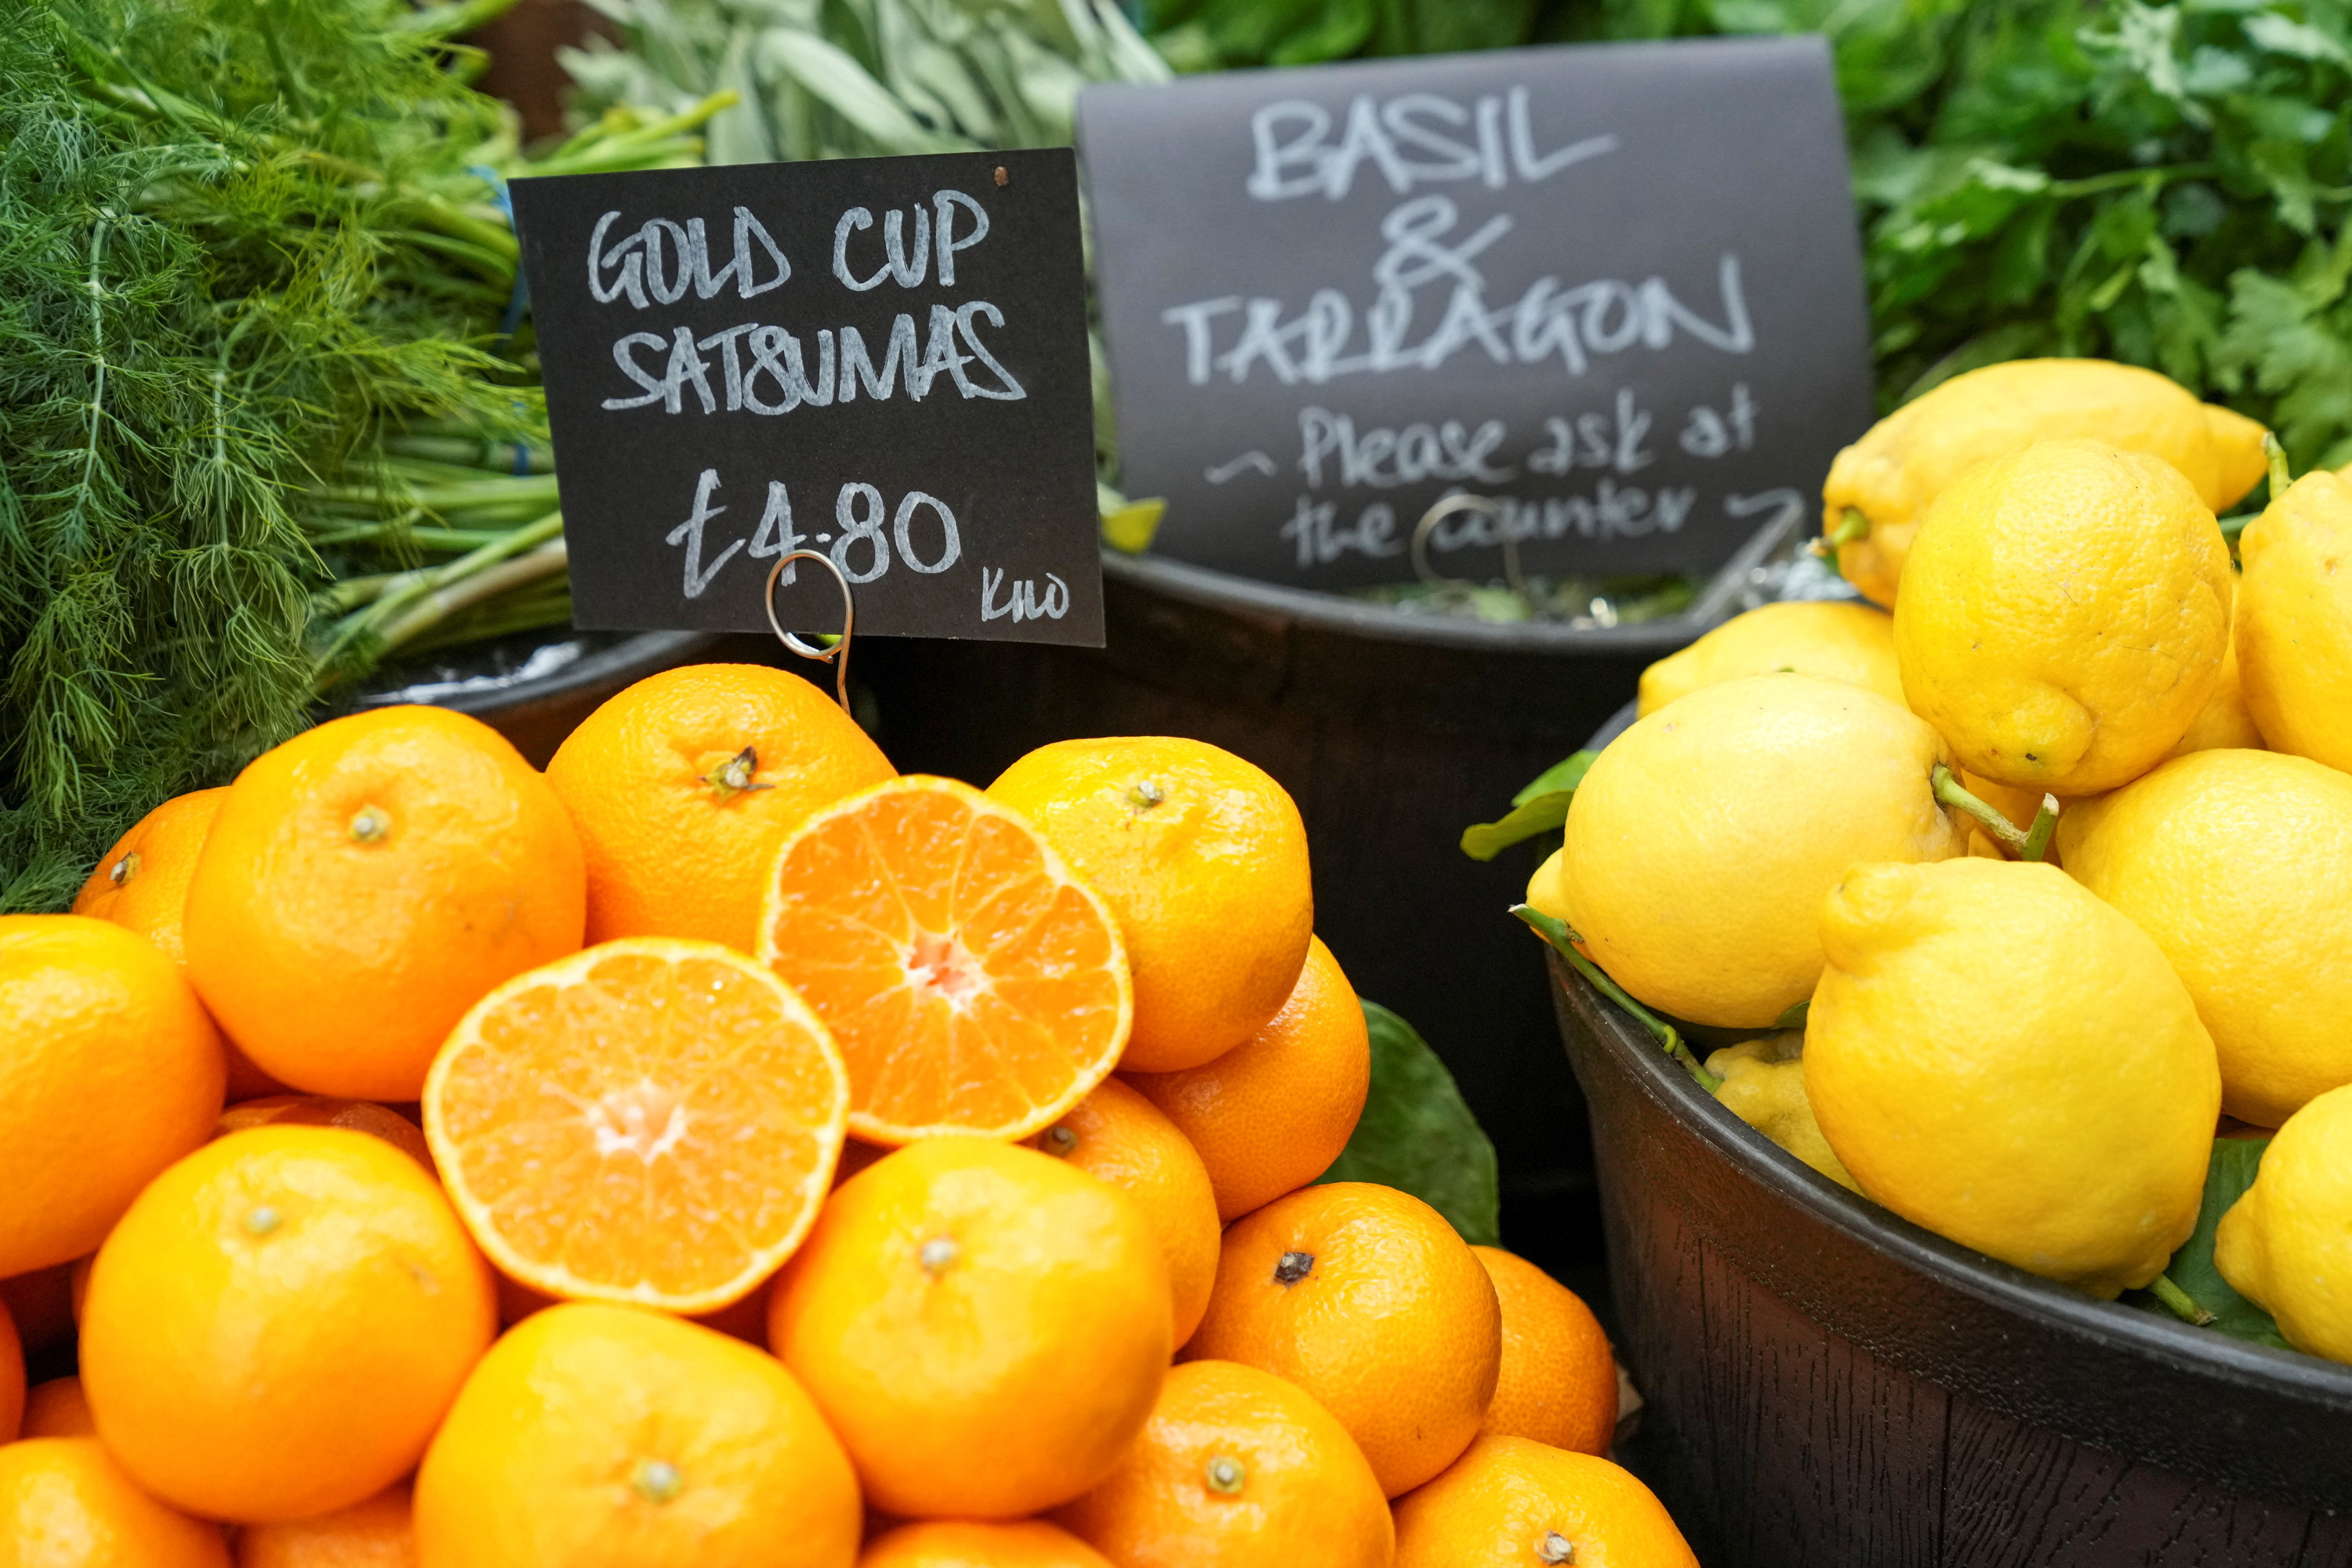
[2264,432,2292,499]
[2151,1272,2216,1327]
[1932,766,2058,862]
[1514,903,1722,1093]
[1808,507,1871,561]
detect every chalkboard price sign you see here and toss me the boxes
[512,150,1104,646]
[1077,38,1875,589]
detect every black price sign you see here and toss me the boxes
[513,150,1103,645]
[1076,38,1875,589]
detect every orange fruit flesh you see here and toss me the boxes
[425,938,849,1313]
[760,777,1131,1144]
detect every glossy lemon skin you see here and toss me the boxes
[1894,439,2233,795]
[2058,750,2352,1127]
[1806,858,2219,1299]
[1557,674,1966,1029]
[1704,1033,1859,1192]
[1637,601,1903,717]
[2214,1083,2352,1365]
[1823,359,2266,605]
[2236,469,2352,775]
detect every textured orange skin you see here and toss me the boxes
[0,1439,230,1568]
[1186,1181,1501,1497]
[22,1378,95,1439]
[80,1127,496,1523]
[858,1519,1112,1568]
[1125,936,1369,1223]
[183,706,586,1101]
[988,737,1312,1072]
[0,915,227,1276]
[1026,1078,1221,1348]
[73,787,285,1102]
[1392,1436,1698,1568]
[1052,1360,1391,1568]
[234,1483,414,1567]
[216,1098,435,1172]
[546,663,895,952]
[415,1304,859,1568]
[1472,1248,1616,1456]
[0,1293,20,1441]
[770,1140,1172,1519]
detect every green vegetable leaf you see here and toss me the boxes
[1459,749,1599,862]
[2124,1137,2293,1350]
[1319,1002,1501,1245]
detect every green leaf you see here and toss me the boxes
[1319,1002,1501,1245]
[1513,749,1599,807]
[1460,791,1573,862]
[2124,1137,2293,1350]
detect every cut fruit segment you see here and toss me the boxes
[757,776,1132,1144]
[422,938,848,1314]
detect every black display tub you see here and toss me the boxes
[1552,920,2352,1563]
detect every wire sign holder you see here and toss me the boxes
[763,551,857,714]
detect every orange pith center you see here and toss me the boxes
[586,1081,691,1163]
[906,929,987,1007]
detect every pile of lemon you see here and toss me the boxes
[1530,359,2352,1357]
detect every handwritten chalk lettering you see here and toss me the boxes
[1247,88,1617,201]
[1278,495,1405,569]
[659,472,966,597]
[981,568,1070,622]
[1527,390,1657,477]
[833,191,994,290]
[1297,407,1514,489]
[1414,481,1697,552]
[600,304,1022,414]
[1162,204,1752,387]
[1679,383,1759,457]
[588,208,789,308]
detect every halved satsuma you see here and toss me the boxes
[423,938,848,1313]
[759,777,1131,1144]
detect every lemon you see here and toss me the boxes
[2214,1083,2352,1364]
[1556,674,1965,1029]
[1822,359,2267,606]
[1637,602,1902,717]
[1703,1032,1859,1192]
[2169,580,2265,757]
[1526,846,1569,924]
[2057,750,2352,1128]
[1807,858,2219,1298]
[1893,438,2234,795]
[2237,469,2352,775]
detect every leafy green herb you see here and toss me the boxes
[1320,1001,1501,1245]
[1461,749,1597,861]
[2124,1137,2292,1350]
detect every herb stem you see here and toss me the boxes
[2151,1272,2216,1327]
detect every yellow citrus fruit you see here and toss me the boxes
[1807,858,2218,1298]
[234,1483,412,1567]
[1123,935,1370,1224]
[1557,675,1966,1029]
[2169,579,2265,757]
[1026,1077,1222,1348]
[2059,750,2352,1127]
[0,1439,230,1568]
[424,937,848,1314]
[1471,1247,1616,1456]
[858,1520,1112,1568]
[2236,468,2352,774]
[1637,601,1903,716]
[1052,1359,1392,1568]
[183,706,586,1100]
[21,1378,94,1440]
[546,663,896,953]
[1893,439,2234,794]
[2214,1083,2352,1364]
[1701,1033,1859,1192]
[770,1138,1171,1518]
[1185,1181,1500,1496]
[0,914,226,1277]
[415,1303,860,1568]
[988,737,1312,1073]
[1821,358,2267,605]
[79,1127,495,1522]
[1392,1435,1698,1568]
[759,777,1131,1144]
